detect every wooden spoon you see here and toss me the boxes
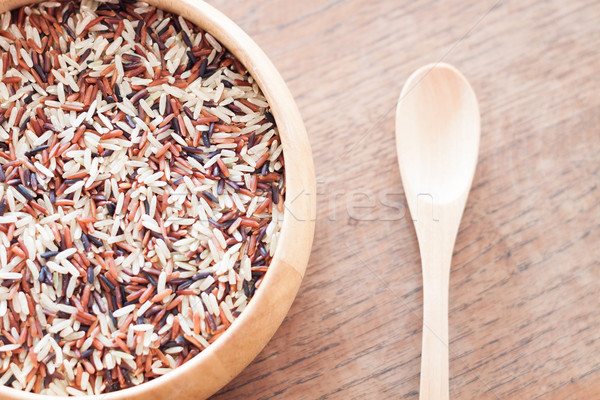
[395,63,480,400]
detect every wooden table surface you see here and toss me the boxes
[206,1,600,398]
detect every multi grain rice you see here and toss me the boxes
[0,0,285,394]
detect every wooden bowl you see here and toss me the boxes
[0,0,316,398]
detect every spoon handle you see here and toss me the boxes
[420,261,450,400]
[414,206,461,400]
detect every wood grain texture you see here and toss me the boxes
[200,0,600,399]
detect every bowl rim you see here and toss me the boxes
[0,0,316,398]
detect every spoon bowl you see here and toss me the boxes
[397,63,480,204]
[395,63,480,400]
